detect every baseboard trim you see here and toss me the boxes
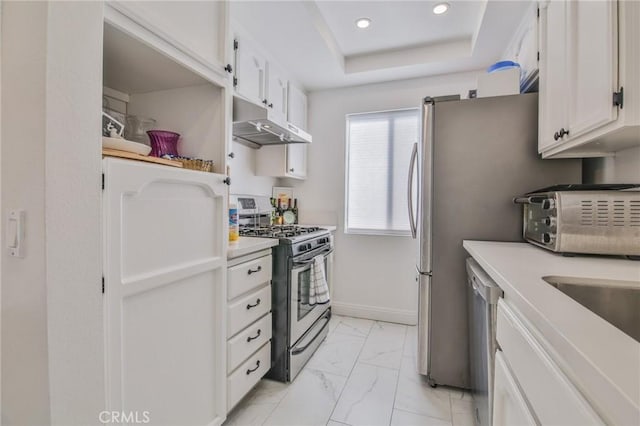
[331,301,417,325]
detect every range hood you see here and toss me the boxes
[232,96,312,147]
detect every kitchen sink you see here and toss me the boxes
[542,276,640,342]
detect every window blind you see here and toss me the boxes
[345,108,420,235]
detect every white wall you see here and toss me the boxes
[583,145,640,184]
[1,2,51,423]
[1,2,105,425]
[284,70,483,324]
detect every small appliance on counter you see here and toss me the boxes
[514,184,640,257]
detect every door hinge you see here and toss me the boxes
[613,87,624,109]
[233,39,238,50]
[101,173,105,190]
[102,276,105,294]
[537,51,540,61]
[233,77,238,87]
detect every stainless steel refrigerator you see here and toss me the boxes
[407,93,581,389]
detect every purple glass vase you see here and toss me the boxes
[147,130,180,157]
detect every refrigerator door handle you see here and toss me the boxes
[407,142,418,239]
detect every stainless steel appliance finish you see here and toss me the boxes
[516,188,640,256]
[466,258,503,426]
[233,97,312,147]
[409,93,581,388]
[542,276,640,342]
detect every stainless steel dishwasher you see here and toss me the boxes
[466,257,503,426]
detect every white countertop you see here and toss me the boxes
[463,241,640,425]
[302,224,337,233]
[228,237,279,260]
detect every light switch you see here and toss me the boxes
[7,209,25,257]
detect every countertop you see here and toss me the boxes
[463,241,640,425]
[228,237,279,260]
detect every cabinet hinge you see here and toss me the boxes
[233,39,238,50]
[233,77,238,87]
[613,87,624,109]
[102,276,105,294]
[537,7,539,18]
[537,51,540,62]
[102,173,105,190]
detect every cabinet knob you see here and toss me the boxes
[262,99,268,105]
[559,128,570,138]
[553,131,560,141]
[223,177,231,186]
[268,103,273,108]
[224,64,233,73]
[228,152,235,159]
[289,168,295,173]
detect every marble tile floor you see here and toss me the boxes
[224,315,475,426]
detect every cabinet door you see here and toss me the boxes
[287,83,308,131]
[103,158,227,426]
[567,0,618,139]
[493,351,537,426]
[234,37,267,106]
[112,1,227,72]
[266,62,288,125]
[287,144,307,179]
[538,0,569,152]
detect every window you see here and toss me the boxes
[345,108,420,235]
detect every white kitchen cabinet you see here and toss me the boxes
[108,0,230,79]
[103,158,228,426]
[287,83,308,131]
[233,36,289,126]
[492,351,537,426]
[266,61,289,125]
[226,249,273,412]
[539,0,640,158]
[495,299,604,426]
[233,36,267,107]
[256,143,308,180]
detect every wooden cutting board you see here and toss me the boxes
[102,148,183,168]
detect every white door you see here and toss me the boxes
[103,158,227,426]
[538,0,569,152]
[567,0,618,138]
[266,62,288,126]
[233,36,267,106]
[287,144,307,179]
[492,351,537,426]
[111,1,227,73]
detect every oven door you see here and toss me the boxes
[290,246,333,345]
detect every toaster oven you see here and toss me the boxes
[514,184,640,256]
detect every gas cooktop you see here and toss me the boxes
[239,225,327,242]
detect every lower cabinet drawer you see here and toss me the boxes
[496,300,603,425]
[227,342,271,411]
[228,285,271,337]
[228,254,272,300]
[227,313,272,374]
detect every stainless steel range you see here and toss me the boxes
[235,196,333,382]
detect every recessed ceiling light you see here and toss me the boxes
[355,18,371,29]
[433,3,450,15]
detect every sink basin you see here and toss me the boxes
[542,276,640,342]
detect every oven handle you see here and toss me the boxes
[291,312,331,355]
[293,248,334,267]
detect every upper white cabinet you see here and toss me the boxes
[538,0,640,158]
[233,36,267,107]
[233,36,289,126]
[267,62,289,125]
[288,83,308,131]
[108,1,230,79]
[256,143,307,180]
